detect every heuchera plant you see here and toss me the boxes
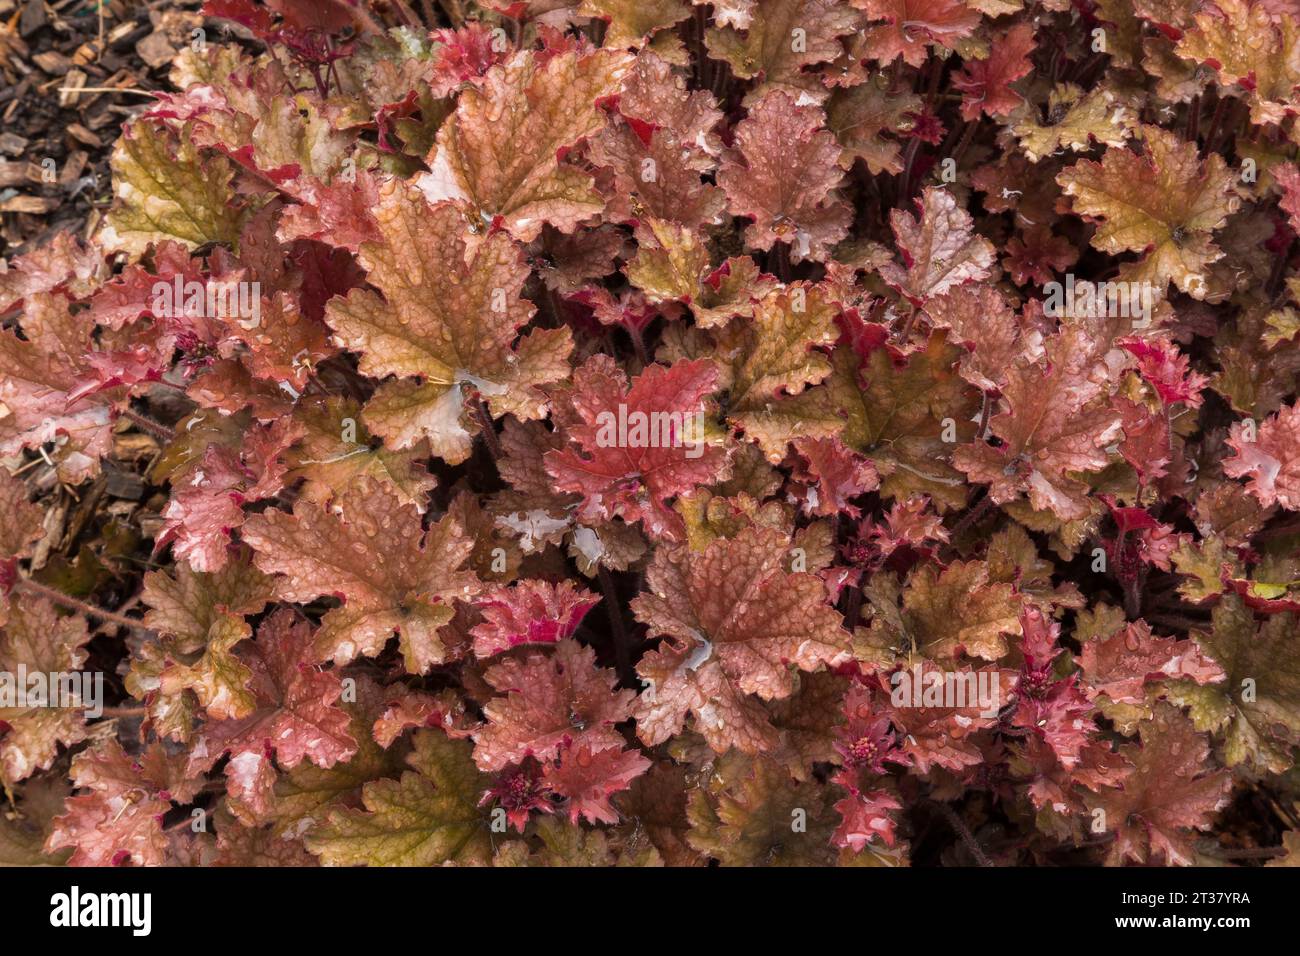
[6,0,1300,867]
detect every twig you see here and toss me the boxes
[99,704,146,718]
[13,578,153,634]
[1260,790,1300,830]
[57,86,155,96]
[11,457,43,477]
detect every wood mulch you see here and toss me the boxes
[0,0,205,255]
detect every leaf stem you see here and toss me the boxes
[1252,518,1300,542]
[436,0,465,28]
[950,119,978,168]
[897,136,921,206]
[770,241,792,284]
[1267,237,1294,301]
[119,407,175,441]
[1120,556,1146,620]
[473,400,502,460]
[1204,94,1228,152]
[946,493,994,544]
[896,303,919,342]
[389,0,420,28]
[933,800,994,867]
[1146,612,1211,631]
[626,322,650,366]
[1186,93,1201,143]
[350,4,387,36]
[842,579,863,629]
[1196,844,1285,861]
[596,565,631,679]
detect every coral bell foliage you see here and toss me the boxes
[10,0,1300,869]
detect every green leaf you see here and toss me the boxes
[493,816,663,866]
[685,751,837,865]
[101,120,245,256]
[306,731,491,866]
[1168,595,1300,773]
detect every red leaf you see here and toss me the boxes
[1079,619,1224,705]
[242,478,481,673]
[157,417,303,572]
[471,580,601,657]
[1119,336,1208,407]
[45,740,199,867]
[954,327,1123,520]
[718,91,850,261]
[791,436,879,518]
[545,355,729,541]
[856,0,981,68]
[472,639,637,772]
[880,187,996,302]
[952,22,1035,121]
[186,609,357,812]
[632,525,851,753]
[1223,401,1300,510]
[543,741,651,824]
[833,787,903,850]
[1085,705,1232,866]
